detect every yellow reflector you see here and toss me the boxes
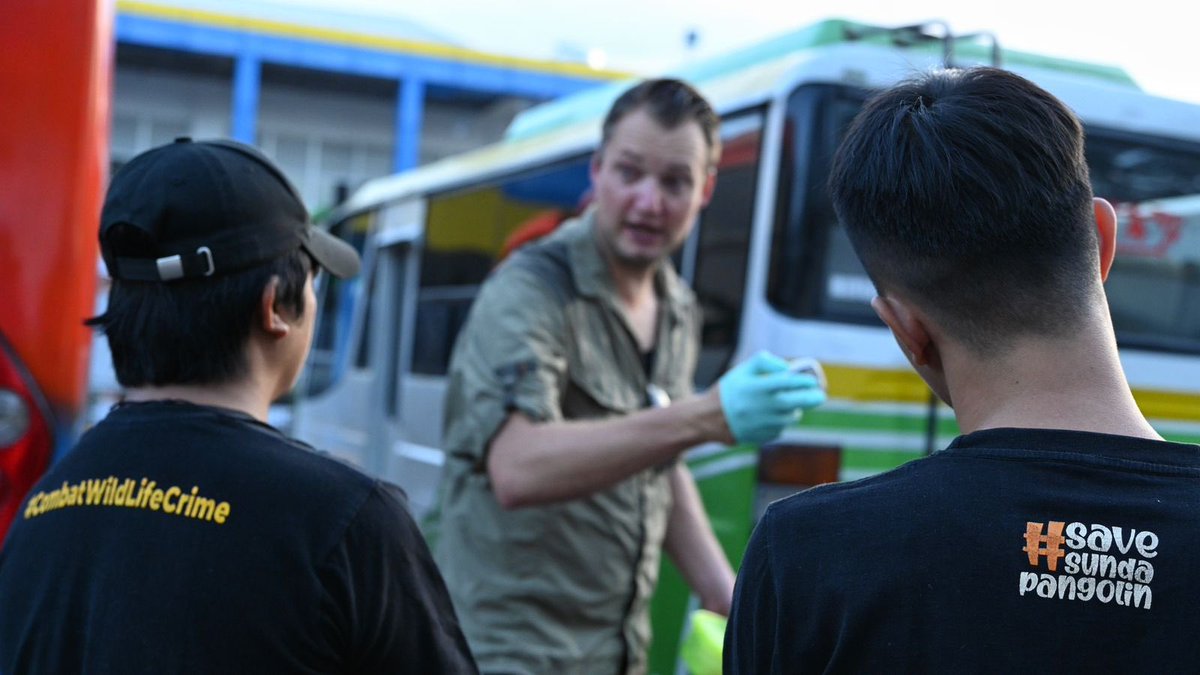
[681,609,726,675]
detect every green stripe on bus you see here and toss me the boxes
[686,442,933,477]
[801,409,960,436]
[685,446,754,468]
[683,425,1200,479]
[1162,431,1200,445]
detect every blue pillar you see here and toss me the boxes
[395,77,425,172]
[232,54,262,144]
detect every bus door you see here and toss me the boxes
[294,208,391,472]
[370,202,441,514]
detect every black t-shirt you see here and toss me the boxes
[725,428,1200,674]
[0,401,477,674]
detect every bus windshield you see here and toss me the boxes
[770,83,1200,354]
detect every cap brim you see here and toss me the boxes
[302,226,361,279]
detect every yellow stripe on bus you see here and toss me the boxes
[116,0,629,81]
[824,363,1200,424]
[1133,389,1200,423]
[823,364,931,405]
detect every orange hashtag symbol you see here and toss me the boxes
[1024,521,1066,571]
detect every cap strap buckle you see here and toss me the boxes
[196,246,215,277]
[152,246,215,281]
[155,255,184,281]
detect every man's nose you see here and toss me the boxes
[631,177,663,213]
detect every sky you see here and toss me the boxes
[268,0,1200,105]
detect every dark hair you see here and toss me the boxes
[88,224,313,387]
[601,78,721,166]
[829,67,1098,352]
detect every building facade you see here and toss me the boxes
[111,0,622,212]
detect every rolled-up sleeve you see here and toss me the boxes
[442,266,569,467]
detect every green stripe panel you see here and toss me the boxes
[1162,431,1200,445]
[684,446,754,470]
[687,446,927,477]
[801,408,960,436]
[686,443,930,478]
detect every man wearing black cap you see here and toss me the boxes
[0,138,477,674]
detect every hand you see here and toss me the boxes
[717,351,826,445]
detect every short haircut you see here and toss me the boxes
[88,223,313,387]
[601,78,722,167]
[829,67,1098,353]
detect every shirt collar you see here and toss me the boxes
[564,207,692,317]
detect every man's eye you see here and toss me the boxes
[662,176,688,193]
[616,165,639,181]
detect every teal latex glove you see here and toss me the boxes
[717,351,826,445]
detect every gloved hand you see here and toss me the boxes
[717,351,826,445]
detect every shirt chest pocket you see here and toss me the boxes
[563,309,644,416]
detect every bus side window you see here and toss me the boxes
[1087,132,1200,351]
[690,111,765,389]
[383,243,413,417]
[354,256,378,370]
[411,156,592,376]
[766,85,882,325]
[306,212,373,396]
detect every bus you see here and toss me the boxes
[292,19,1200,673]
[0,1,112,539]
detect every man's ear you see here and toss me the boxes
[871,294,936,367]
[259,276,290,339]
[1094,197,1118,282]
[589,150,603,184]
[699,170,717,207]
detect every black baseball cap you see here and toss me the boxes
[100,137,360,282]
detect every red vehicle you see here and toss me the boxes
[0,0,112,538]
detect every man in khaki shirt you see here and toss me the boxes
[436,79,825,674]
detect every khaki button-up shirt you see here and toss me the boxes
[435,211,700,675]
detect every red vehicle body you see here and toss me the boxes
[0,0,112,538]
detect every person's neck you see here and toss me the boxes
[945,316,1161,440]
[122,376,275,423]
[602,251,658,307]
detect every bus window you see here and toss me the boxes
[767,85,877,323]
[411,157,591,376]
[384,243,413,418]
[1087,134,1200,352]
[354,256,379,370]
[306,211,373,396]
[691,110,764,388]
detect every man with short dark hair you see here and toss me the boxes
[436,78,825,674]
[724,66,1200,672]
[0,138,477,674]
